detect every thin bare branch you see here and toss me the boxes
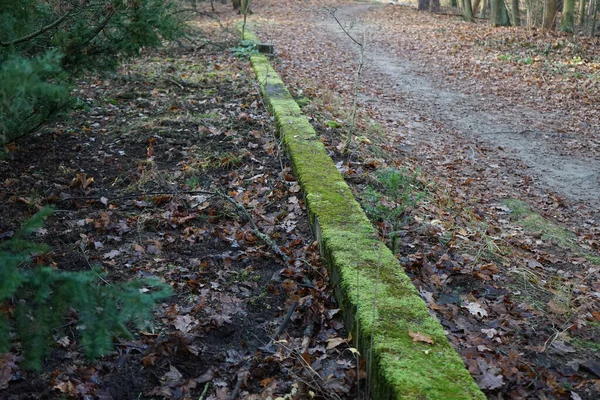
[0,11,72,47]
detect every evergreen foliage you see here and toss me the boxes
[0,51,71,144]
[0,207,172,370]
[0,0,186,148]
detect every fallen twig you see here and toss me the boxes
[274,301,298,339]
[216,189,291,262]
[301,322,314,353]
[230,368,249,400]
[199,382,210,400]
[56,190,216,202]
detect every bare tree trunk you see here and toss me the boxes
[512,0,521,25]
[561,0,575,30]
[491,0,510,24]
[482,0,490,17]
[464,0,474,20]
[431,0,441,12]
[473,0,483,16]
[586,0,598,34]
[543,0,558,29]
[418,0,431,10]
[579,0,587,25]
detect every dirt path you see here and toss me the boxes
[327,3,600,208]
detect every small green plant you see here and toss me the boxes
[230,40,258,58]
[519,56,534,65]
[295,96,311,108]
[361,168,425,253]
[185,175,200,189]
[325,120,343,129]
[0,207,172,370]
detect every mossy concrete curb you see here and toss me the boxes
[242,28,485,400]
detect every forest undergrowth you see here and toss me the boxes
[0,4,364,399]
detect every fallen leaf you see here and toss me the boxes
[478,370,504,390]
[408,331,434,345]
[464,301,488,319]
[173,315,196,333]
[548,298,569,315]
[527,259,544,269]
[326,336,348,350]
[161,365,183,387]
[481,328,497,339]
[581,360,600,378]
[550,341,576,355]
[53,380,76,394]
[103,249,121,259]
[196,368,215,384]
[259,377,273,387]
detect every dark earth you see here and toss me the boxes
[0,8,361,399]
[2,0,600,399]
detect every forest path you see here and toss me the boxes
[324,2,600,208]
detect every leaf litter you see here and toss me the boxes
[0,3,363,399]
[251,0,600,398]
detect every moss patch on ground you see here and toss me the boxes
[244,28,484,399]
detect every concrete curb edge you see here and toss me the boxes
[242,27,485,400]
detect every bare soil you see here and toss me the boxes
[0,6,361,399]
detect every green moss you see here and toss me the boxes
[240,24,260,43]
[295,96,311,107]
[196,112,220,120]
[246,27,484,399]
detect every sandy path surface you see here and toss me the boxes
[327,3,600,209]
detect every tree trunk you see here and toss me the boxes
[579,0,587,25]
[473,0,483,16]
[431,0,441,12]
[492,0,501,24]
[418,0,431,10]
[491,0,510,24]
[586,0,598,35]
[482,0,490,18]
[561,0,575,31]
[503,1,512,24]
[451,0,458,6]
[543,0,558,29]
[512,0,521,25]
[464,0,474,20]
